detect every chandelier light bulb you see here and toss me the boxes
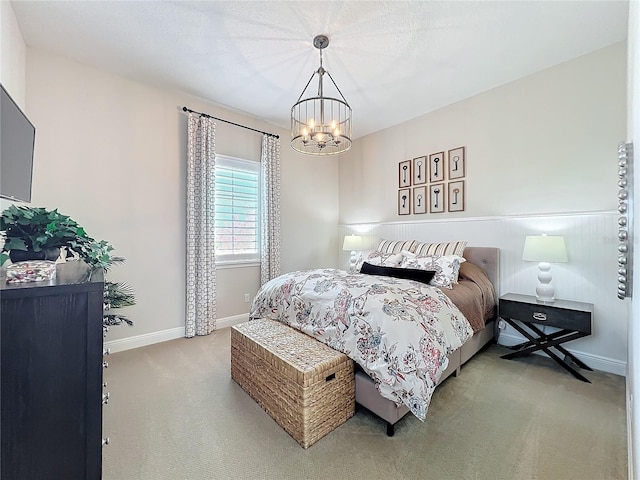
[308,118,315,129]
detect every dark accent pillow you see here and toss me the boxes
[360,262,436,285]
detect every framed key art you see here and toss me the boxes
[429,152,445,182]
[448,180,465,212]
[398,188,411,215]
[448,146,465,179]
[413,156,427,185]
[399,160,411,188]
[429,183,445,213]
[413,186,427,214]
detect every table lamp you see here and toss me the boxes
[342,235,363,272]
[522,234,568,303]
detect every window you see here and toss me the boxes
[214,155,260,263]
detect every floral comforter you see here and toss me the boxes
[249,269,474,421]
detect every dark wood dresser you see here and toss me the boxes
[1,261,105,479]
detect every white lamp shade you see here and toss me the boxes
[342,235,363,251]
[522,235,568,263]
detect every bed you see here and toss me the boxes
[355,246,499,435]
[249,245,499,435]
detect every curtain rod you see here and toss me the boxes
[182,106,279,139]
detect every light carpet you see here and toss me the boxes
[103,327,627,480]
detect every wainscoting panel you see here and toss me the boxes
[340,211,629,376]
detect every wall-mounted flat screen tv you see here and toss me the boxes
[1,83,35,203]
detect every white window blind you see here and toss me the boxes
[214,155,260,263]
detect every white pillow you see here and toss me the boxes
[357,251,403,271]
[400,252,466,289]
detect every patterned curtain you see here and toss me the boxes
[260,134,282,285]
[185,114,216,337]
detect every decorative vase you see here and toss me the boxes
[9,247,61,263]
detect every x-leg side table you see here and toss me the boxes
[499,293,593,383]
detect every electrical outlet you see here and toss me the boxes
[498,319,507,330]
[244,293,250,303]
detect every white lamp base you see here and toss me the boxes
[535,261,555,303]
[349,251,361,273]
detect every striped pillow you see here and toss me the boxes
[376,238,419,254]
[412,240,468,257]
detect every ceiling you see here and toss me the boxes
[11,1,629,139]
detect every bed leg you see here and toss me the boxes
[386,421,395,437]
[454,366,461,377]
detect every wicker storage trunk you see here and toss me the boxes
[231,319,355,448]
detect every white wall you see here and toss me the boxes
[0,1,26,214]
[627,0,639,477]
[340,42,626,223]
[339,42,628,375]
[0,1,26,106]
[24,48,339,344]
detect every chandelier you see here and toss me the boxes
[291,35,352,155]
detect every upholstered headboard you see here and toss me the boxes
[462,247,500,292]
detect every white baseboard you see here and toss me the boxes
[215,313,249,330]
[104,313,250,353]
[628,382,634,480]
[104,326,184,353]
[106,318,626,376]
[498,332,626,377]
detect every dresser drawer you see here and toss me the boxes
[499,299,591,334]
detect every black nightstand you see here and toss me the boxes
[499,293,594,383]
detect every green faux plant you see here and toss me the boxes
[88,251,137,328]
[1,205,84,251]
[0,205,136,327]
[103,279,136,326]
[0,205,114,269]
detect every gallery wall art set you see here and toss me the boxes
[398,146,466,215]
